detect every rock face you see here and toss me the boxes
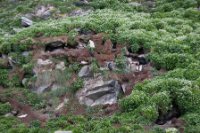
[21,17,33,27]
[69,9,92,17]
[78,65,93,78]
[76,75,122,106]
[32,59,67,93]
[35,5,54,19]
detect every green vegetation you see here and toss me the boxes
[0,103,12,115]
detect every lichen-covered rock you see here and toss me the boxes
[76,75,122,106]
[32,59,67,93]
[35,5,54,19]
[21,17,33,27]
[78,65,93,78]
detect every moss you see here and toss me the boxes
[22,63,34,76]
[0,69,9,87]
[150,53,195,70]
[120,90,150,112]
[0,116,20,132]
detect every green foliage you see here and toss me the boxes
[30,120,41,128]
[115,49,127,72]
[150,91,171,115]
[120,90,149,112]
[176,86,200,113]
[0,103,12,115]
[150,53,194,70]
[120,77,200,125]
[183,113,200,133]
[67,30,79,46]
[155,0,199,12]
[22,63,34,76]
[134,104,159,124]
[91,60,100,73]
[15,88,45,109]
[0,116,20,132]
[0,69,9,87]
[69,78,84,93]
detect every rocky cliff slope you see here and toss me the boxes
[0,0,200,132]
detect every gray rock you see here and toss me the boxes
[144,1,155,8]
[22,51,30,57]
[128,2,142,7]
[32,59,67,93]
[55,62,65,71]
[121,84,127,94]
[35,5,54,19]
[78,65,93,78]
[126,57,139,72]
[5,113,14,117]
[22,78,28,87]
[21,17,33,27]
[76,75,122,106]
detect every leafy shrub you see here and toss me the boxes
[150,53,194,70]
[70,78,84,93]
[0,69,9,87]
[176,87,200,113]
[120,90,149,112]
[0,103,12,115]
[115,50,127,72]
[184,113,200,126]
[22,63,34,76]
[134,104,159,124]
[150,91,171,115]
[0,116,19,132]
[30,120,41,128]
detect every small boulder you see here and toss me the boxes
[35,5,54,19]
[21,17,33,27]
[32,59,67,93]
[69,9,91,17]
[77,75,122,106]
[78,65,93,78]
[56,62,66,71]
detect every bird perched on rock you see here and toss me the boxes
[107,62,115,71]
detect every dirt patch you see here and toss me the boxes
[8,99,48,125]
[35,36,68,45]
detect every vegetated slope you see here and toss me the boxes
[0,0,200,133]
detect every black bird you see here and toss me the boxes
[108,62,114,71]
[137,56,148,65]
